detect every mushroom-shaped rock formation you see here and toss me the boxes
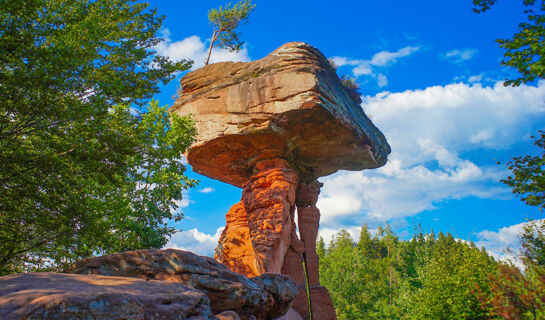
[170,42,390,320]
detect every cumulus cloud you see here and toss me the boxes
[317,81,545,225]
[473,220,544,268]
[331,46,419,87]
[155,30,250,69]
[318,226,364,245]
[165,227,224,257]
[198,187,215,194]
[442,48,477,63]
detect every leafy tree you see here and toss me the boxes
[483,264,545,320]
[501,131,545,210]
[473,2,545,315]
[320,225,500,319]
[473,0,545,86]
[521,219,545,268]
[0,0,195,275]
[403,233,497,320]
[205,0,256,65]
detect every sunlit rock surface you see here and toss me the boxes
[0,272,214,320]
[171,42,391,320]
[69,249,297,320]
[171,42,390,188]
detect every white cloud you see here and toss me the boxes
[172,194,192,213]
[443,48,477,63]
[331,46,420,87]
[317,81,545,224]
[155,30,250,69]
[468,74,483,83]
[474,221,542,268]
[318,226,362,245]
[370,46,421,66]
[377,74,388,87]
[164,227,224,257]
[198,187,215,194]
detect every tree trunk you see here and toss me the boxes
[205,30,218,65]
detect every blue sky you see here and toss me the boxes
[147,0,545,263]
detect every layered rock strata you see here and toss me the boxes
[170,42,390,188]
[171,42,391,320]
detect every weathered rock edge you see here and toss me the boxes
[68,249,297,320]
[170,42,390,187]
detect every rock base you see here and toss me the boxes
[0,273,214,320]
[215,160,336,319]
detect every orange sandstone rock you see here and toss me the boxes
[281,248,309,319]
[296,181,336,320]
[171,42,390,188]
[296,181,322,287]
[281,195,311,319]
[171,42,392,320]
[242,159,297,274]
[309,286,337,320]
[215,201,260,277]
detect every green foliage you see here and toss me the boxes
[483,264,545,320]
[501,131,545,210]
[403,233,497,320]
[205,0,256,65]
[340,76,362,104]
[522,219,545,268]
[320,225,500,319]
[0,0,195,275]
[473,0,545,86]
[327,58,362,104]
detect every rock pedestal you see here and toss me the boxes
[172,42,391,320]
[242,159,297,274]
[215,161,336,319]
[296,181,336,320]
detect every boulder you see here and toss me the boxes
[0,272,214,320]
[250,273,299,319]
[68,249,296,320]
[171,42,390,188]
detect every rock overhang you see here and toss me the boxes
[170,42,390,187]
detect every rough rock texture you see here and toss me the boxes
[172,42,391,320]
[171,42,390,188]
[295,181,336,319]
[216,310,242,320]
[309,286,336,320]
[0,272,214,320]
[69,249,297,320]
[241,159,298,274]
[280,235,309,319]
[216,201,260,277]
[250,273,299,319]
